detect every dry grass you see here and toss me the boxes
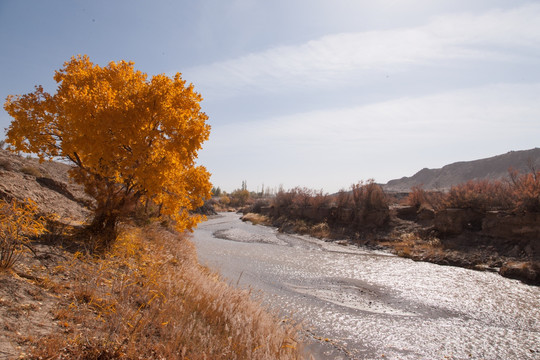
[310,222,330,239]
[30,224,303,359]
[20,166,42,178]
[382,232,442,259]
[241,213,271,226]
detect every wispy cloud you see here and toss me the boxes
[184,3,540,97]
[201,82,540,191]
[210,82,540,147]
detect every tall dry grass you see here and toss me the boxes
[32,224,302,359]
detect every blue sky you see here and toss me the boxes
[1,0,539,193]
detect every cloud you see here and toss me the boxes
[211,82,540,145]
[184,3,540,97]
[201,82,540,191]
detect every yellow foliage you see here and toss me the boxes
[4,55,212,241]
[0,198,47,269]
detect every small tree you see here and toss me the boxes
[4,55,212,247]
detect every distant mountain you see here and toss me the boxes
[384,148,540,192]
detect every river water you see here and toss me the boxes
[191,212,540,359]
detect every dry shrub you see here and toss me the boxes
[0,198,47,269]
[274,188,299,209]
[310,222,330,239]
[309,190,330,209]
[291,219,310,234]
[248,199,271,214]
[431,169,540,213]
[335,189,353,208]
[443,180,513,211]
[510,169,540,212]
[291,187,313,208]
[229,189,251,207]
[20,166,42,177]
[351,180,388,212]
[407,186,445,211]
[407,186,428,209]
[274,188,329,210]
[32,224,302,359]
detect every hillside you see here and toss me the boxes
[384,148,540,192]
[0,149,91,223]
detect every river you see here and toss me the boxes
[191,212,540,360]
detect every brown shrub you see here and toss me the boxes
[510,169,540,212]
[274,188,298,209]
[442,180,513,211]
[335,189,353,208]
[407,186,445,211]
[351,180,388,212]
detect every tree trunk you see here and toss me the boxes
[89,210,118,250]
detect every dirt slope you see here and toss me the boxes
[0,149,90,359]
[0,149,91,223]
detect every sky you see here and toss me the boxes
[1,0,539,193]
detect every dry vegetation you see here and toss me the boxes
[1,222,303,359]
[244,172,539,284]
[241,213,272,226]
[407,169,540,212]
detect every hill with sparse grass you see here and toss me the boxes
[384,148,540,192]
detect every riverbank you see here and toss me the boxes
[241,208,539,286]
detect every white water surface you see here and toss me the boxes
[191,212,540,360]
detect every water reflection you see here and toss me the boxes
[192,213,540,359]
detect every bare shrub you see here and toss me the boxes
[335,189,353,208]
[407,186,428,208]
[443,180,513,211]
[510,169,540,212]
[407,186,445,211]
[274,188,298,209]
[351,180,388,212]
[309,189,330,209]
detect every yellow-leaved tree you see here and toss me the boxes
[4,55,211,246]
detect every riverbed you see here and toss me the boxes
[191,212,540,359]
